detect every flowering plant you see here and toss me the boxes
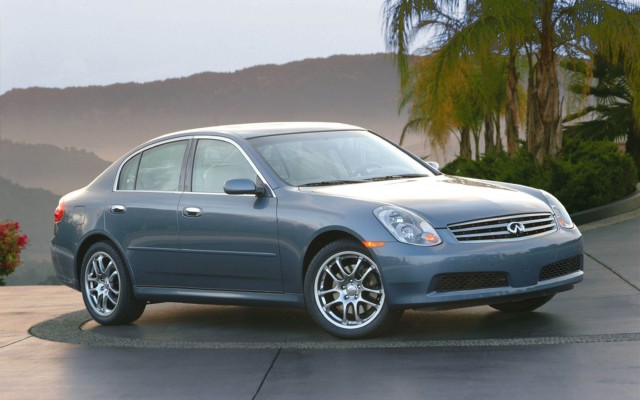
[0,220,29,286]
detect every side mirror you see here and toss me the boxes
[224,179,266,196]
[426,161,440,171]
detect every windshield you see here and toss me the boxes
[249,130,434,186]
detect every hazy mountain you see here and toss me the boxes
[0,54,436,163]
[0,177,60,285]
[0,140,111,195]
[0,177,57,260]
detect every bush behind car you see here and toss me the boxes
[441,138,638,213]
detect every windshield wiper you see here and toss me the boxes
[299,179,367,187]
[365,174,429,182]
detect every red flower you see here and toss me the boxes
[0,220,28,283]
[17,235,28,247]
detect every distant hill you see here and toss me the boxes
[0,177,60,285]
[0,54,438,162]
[0,140,111,195]
[0,177,58,261]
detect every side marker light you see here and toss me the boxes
[362,241,385,248]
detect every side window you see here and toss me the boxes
[117,140,187,191]
[118,153,141,190]
[192,139,256,193]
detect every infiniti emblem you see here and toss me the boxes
[507,222,526,235]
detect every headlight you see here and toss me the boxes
[541,191,574,229]
[374,206,442,246]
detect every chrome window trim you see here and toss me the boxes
[190,135,276,198]
[112,135,275,198]
[113,137,192,192]
[110,189,185,194]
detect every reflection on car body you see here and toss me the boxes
[51,122,583,338]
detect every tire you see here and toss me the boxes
[80,242,146,325]
[304,239,397,339]
[489,294,555,313]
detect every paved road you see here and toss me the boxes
[1,211,638,400]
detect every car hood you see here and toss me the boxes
[301,175,551,227]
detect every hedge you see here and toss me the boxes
[440,138,638,213]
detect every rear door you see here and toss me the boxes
[105,139,189,287]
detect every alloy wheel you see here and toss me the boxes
[313,251,385,329]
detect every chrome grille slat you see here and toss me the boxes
[526,222,556,231]
[455,231,515,239]
[450,222,514,233]
[448,213,557,242]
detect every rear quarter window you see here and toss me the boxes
[117,140,188,191]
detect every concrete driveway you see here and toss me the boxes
[1,211,638,400]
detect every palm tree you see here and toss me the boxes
[384,0,533,158]
[398,56,479,159]
[525,0,639,162]
[564,52,640,170]
[384,0,640,163]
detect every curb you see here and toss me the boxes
[571,184,640,225]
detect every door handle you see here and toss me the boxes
[109,205,126,214]
[183,207,203,217]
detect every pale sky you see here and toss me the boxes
[0,0,388,94]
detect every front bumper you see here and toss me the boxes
[372,227,584,310]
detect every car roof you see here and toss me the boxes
[156,122,367,141]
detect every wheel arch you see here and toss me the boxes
[75,232,132,285]
[301,230,364,287]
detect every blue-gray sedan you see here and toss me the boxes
[51,122,583,338]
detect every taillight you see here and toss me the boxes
[54,200,65,223]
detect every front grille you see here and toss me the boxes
[539,255,582,281]
[448,213,556,242]
[435,272,508,292]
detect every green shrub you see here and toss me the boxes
[547,139,637,212]
[441,138,638,213]
[441,149,549,189]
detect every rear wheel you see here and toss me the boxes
[489,295,554,313]
[304,239,397,339]
[80,242,146,325]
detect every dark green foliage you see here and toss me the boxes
[563,52,640,172]
[547,139,637,212]
[441,138,638,213]
[441,148,550,189]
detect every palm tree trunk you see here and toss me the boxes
[484,116,495,155]
[459,127,472,159]
[494,115,503,153]
[473,129,481,160]
[526,52,541,156]
[505,48,520,156]
[528,0,562,163]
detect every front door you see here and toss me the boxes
[177,138,282,292]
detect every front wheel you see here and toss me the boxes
[304,239,397,339]
[80,242,146,325]
[489,294,555,313]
